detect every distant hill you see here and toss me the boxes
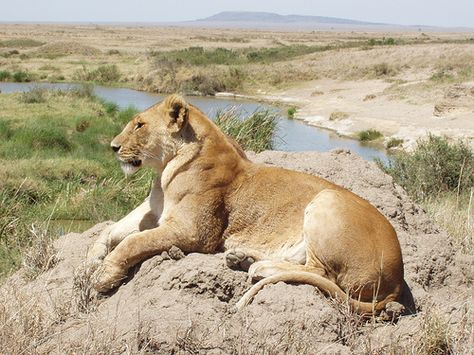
[197,11,387,27]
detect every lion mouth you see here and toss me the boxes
[120,159,142,175]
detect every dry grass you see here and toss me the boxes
[1,24,473,95]
[423,192,474,253]
[22,225,58,280]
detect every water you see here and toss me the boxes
[0,82,388,162]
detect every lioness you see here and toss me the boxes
[88,94,404,314]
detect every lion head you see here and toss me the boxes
[110,95,189,175]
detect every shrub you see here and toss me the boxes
[12,71,30,82]
[372,63,397,77]
[186,73,226,95]
[73,64,121,83]
[107,49,120,55]
[378,135,474,199]
[0,70,11,81]
[357,129,383,142]
[214,107,277,153]
[287,107,297,119]
[386,137,404,149]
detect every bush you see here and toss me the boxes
[0,70,11,81]
[13,71,30,82]
[287,107,297,119]
[215,108,277,153]
[372,63,397,77]
[386,137,404,149]
[357,129,383,141]
[379,135,474,200]
[73,64,121,83]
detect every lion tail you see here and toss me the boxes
[235,271,394,315]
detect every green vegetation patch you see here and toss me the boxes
[0,38,44,48]
[0,90,145,277]
[379,135,474,199]
[357,129,383,142]
[73,64,121,83]
[215,107,277,153]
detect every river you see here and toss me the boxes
[0,82,388,162]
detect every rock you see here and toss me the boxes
[1,151,472,354]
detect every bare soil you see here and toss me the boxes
[1,150,473,353]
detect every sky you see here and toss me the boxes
[1,0,473,28]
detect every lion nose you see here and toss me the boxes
[111,143,121,152]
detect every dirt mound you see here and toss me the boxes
[34,41,101,57]
[1,151,473,354]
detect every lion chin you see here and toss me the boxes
[120,160,141,176]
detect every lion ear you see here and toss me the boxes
[164,94,188,133]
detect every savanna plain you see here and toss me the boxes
[0,24,473,353]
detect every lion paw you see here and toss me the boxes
[225,249,255,271]
[91,259,127,293]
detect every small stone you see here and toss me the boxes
[168,246,185,260]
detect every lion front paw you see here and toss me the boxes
[91,259,127,293]
[225,249,255,271]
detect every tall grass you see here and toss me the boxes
[73,64,121,83]
[214,107,277,153]
[380,135,474,199]
[378,135,474,251]
[0,90,146,278]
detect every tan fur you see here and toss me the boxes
[88,94,404,314]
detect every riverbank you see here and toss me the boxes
[219,76,474,151]
[220,76,474,152]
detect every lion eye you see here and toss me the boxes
[135,122,144,130]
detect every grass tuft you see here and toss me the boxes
[215,107,277,153]
[357,129,383,142]
[22,225,58,280]
[287,106,297,119]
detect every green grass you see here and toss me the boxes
[214,107,277,153]
[357,129,383,142]
[379,135,474,199]
[0,38,44,48]
[12,71,31,82]
[0,90,147,278]
[287,107,297,119]
[0,70,12,81]
[378,135,474,252]
[386,137,404,149]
